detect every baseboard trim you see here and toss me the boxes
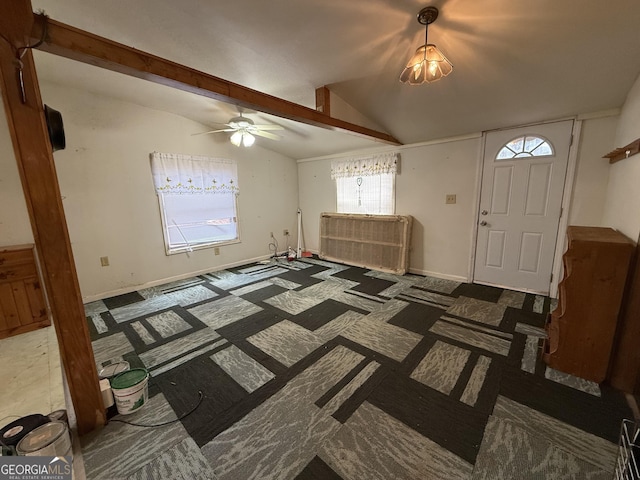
[407,268,468,283]
[82,254,272,303]
[83,256,469,303]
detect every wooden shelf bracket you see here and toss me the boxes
[603,138,640,164]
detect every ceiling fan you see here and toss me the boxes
[193,113,284,147]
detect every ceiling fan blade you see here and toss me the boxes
[191,129,234,136]
[252,124,284,131]
[253,130,281,141]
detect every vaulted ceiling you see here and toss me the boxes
[31,0,640,159]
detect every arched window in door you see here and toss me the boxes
[496,135,554,160]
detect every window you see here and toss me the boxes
[331,153,398,215]
[336,174,395,214]
[496,135,554,160]
[150,152,239,254]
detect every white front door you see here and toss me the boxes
[473,120,573,294]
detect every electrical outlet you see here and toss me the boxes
[270,231,274,238]
[283,229,289,236]
[446,194,457,204]
[100,256,109,267]
[214,247,220,255]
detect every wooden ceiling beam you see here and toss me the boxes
[0,2,33,43]
[30,15,401,146]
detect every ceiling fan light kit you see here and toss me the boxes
[192,112,284,147]
[400,6,453,85]
[228,116,253,130]
[230,130,256,147]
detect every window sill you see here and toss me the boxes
[165,238,240,256]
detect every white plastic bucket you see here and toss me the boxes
[110,368,149,415]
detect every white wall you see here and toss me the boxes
[615,74,640,147]
[298,136,481,281]
[299,117,620,284]
[0,101,35,246]
[568,115,618,227]
[396,139,480,279]
[601,73,640,242]
[329,91,387,133]
[39,82,299,301]
[3,76,627,298]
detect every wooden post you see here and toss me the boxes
[315,86,331,116]
[0,0,105,434]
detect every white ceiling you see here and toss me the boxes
[31,0,640,159]
[33,51,388,159]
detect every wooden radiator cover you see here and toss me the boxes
[0,244,50,339]
[319,213,412,274]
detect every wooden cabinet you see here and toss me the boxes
[543,226,634,383]
[609,239,640,394]
[0,244,50,339]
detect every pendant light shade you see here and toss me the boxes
[400,7,453,85]
[400,44,453,84]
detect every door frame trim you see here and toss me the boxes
[469,118,580,296]
[550,119,582,298]
[467,132,487,283]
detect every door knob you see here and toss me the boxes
[481,210,488,215]
[480,221,487,226]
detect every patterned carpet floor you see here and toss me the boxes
[80,257,631,479]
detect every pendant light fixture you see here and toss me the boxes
[400,6,453,85]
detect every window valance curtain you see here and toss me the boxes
[330,153,399,179]
[150,152,239,195]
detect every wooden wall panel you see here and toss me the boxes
[0,246,50,339]
[0,248,33,265]
[0,283,22,329]
[12,281,34,326]
[24,278,47,321]
[0,264,37,282]
[0,306,6,331]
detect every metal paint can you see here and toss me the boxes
[0,414,49,447]
[16,421,72,457]
[98,361,130,379]
[48,409,68,424]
